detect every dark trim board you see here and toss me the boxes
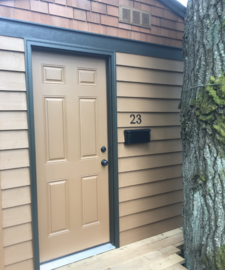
[25,40,40,270]
[0,17,183,61]
[25,39,119,270]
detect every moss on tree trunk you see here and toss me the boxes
[181,0,225,269]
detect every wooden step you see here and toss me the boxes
[136,254,185,270]
[57,228,184,270]
[105,246,180,270]
[81,234,183,270]
[164,263,188,270]
[174,240,184,250]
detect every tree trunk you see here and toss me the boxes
[181,0,225,269]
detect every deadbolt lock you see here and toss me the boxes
[101,146,106,153]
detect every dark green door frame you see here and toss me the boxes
[25,39,119,270]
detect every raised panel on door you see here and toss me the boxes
[82,175,100,227]
[47,179,69,236]
[44,97,66,162]
[78,68,96,85]
[43,65,65,84]
[80,99,98,159]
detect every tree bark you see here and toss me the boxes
[181,0,225,269]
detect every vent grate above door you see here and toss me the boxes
[119,6,151,29]
[142,13,150,27]
[122,7,131,23]
[132,10,140,25]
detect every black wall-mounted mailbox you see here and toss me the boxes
[124,129,151,145]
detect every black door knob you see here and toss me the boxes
[101,159,109,166]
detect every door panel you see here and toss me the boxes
[32,51,110,262]
[43,65,65,84]
[45,97,66,162]
[82,175,100,227]
[80,99,97,158]
[78,68,96,85]
[47,179,69,235]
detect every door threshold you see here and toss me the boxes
[40,243,115,270]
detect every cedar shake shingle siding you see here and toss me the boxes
[0,0,184,47]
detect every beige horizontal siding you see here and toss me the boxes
[0,35,32,269]
[0,168,30,190]
[1,187,31,209]
[5,259,34,270]
[4,241,33,266]
[0,92,27,111]
[118,139,182,158]
[2,205,32,229]
[117,82,181,99]
[0,71,26,91]
[120,190,183,217]
[119,152,182,173]
[116,53,184,72]
[119,164,182,188]
[120,216,182,246]
[0,149,30,170]
[119,178,183,202]
[0,112,28,130]
[116,53,183,246]
[117,98,180,112]
[0,174,4,270]
[0,51,25,72]
[3,223,32,247]
[120,203,182,232]
[0,36,24,52]
[117,66,183,85]
[0,131,29,150]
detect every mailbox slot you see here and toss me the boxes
[124,129,151,145]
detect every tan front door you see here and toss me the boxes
[32,51,110,262]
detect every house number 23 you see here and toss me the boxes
[130,114,142,124]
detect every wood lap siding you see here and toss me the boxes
[0,36,34,270]
[116,52,183,246]
[0,179,4,270]
[0,0,184,48]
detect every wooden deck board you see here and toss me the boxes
[56,228,188,270]
[104,246,180,270]
[164,264,188,270]
[67,234,183,270]
[136,254,185,269]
